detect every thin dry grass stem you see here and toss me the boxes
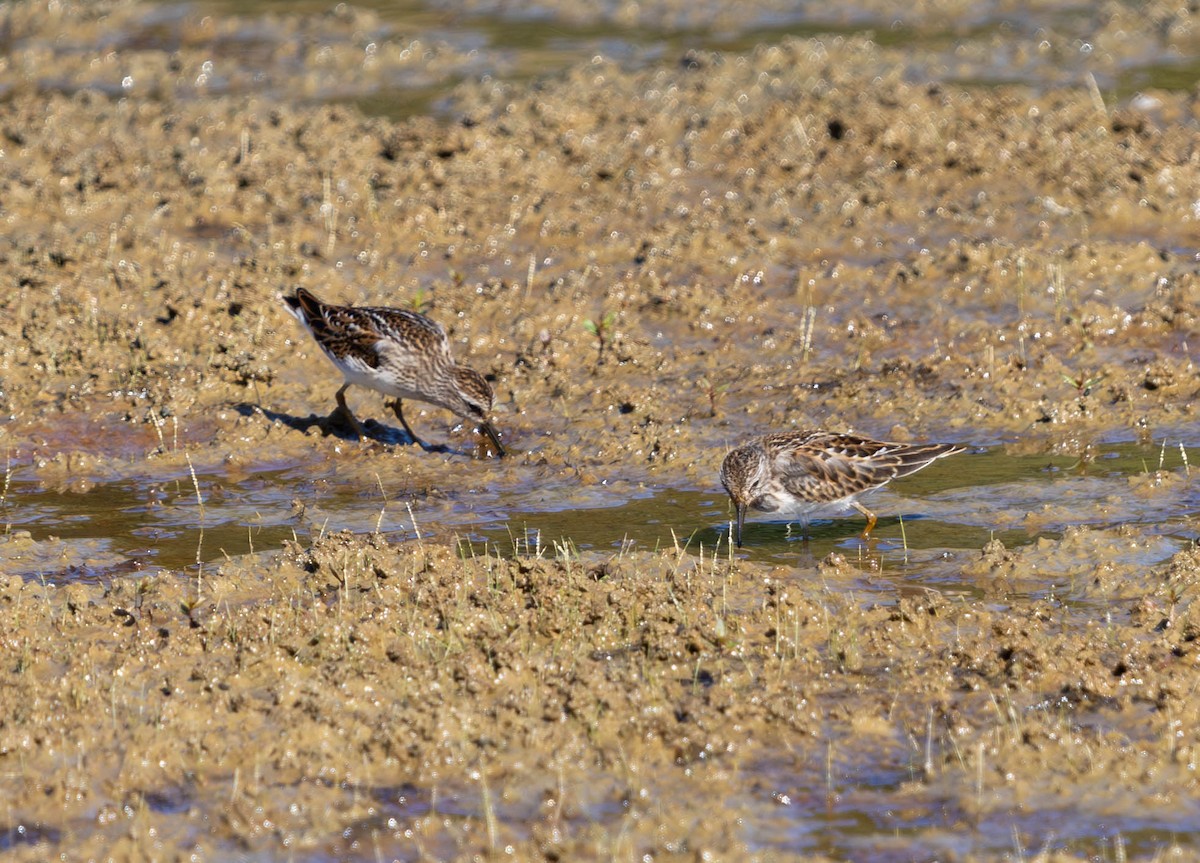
[988,692,1022,744]
[186,454,205,519]
[374,473,389,535]
[825,738,835,799]
[1015,253,1027,317]
[668,528,688,569]
[1159,439,1167,471]
[975,738,985,815]
[1049,263,1066,323]
[790,114,810,148]
[899,514,909,564]
[109,676,120,740]
[337,550,350,616]
[37,572,53,618]
[923,707,936,780]
[799,304,817,363]
[884,689,901,722]
[782,612,800,666]
[795,269,812,307]
[713,591,729,645]
[510,524,544,559]
[1113,833,1127,863]
[552,536,578,561]
[552,764,566,830]
[406,501,422,544]
[149,409,167,454]
[187,453,205,595]
[0,449,12,516]
[322,173,337,257]
[1010,825,1026,862]
[104,224,119,273]
[1086,71,1107,119]
[500,523,517,558]
[573,263,594,294]
[477,770,498,852]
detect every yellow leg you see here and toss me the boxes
[852,502,878,537]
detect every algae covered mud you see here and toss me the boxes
[1,0,1199,859]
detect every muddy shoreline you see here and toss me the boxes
[1,0,1199,859]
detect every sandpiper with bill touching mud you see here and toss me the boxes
[719,430,964,546]
[282,287,505,457]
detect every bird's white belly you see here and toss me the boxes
[331,351,424,400]
[756,489,859,520]
[343,368,427,401]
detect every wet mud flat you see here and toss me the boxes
[4,529,1200,860]
[1,0,1200,859]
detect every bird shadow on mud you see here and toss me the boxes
[230,402,459,454]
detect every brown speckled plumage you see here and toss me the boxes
[719,430,963,546]
[282,287,504,456]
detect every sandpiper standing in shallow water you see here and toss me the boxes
[282,287,505,457]
[719,430,963,546]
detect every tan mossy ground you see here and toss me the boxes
[1,40,1197,482]
[1,531,1199,858]
[1,0,1199,858]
